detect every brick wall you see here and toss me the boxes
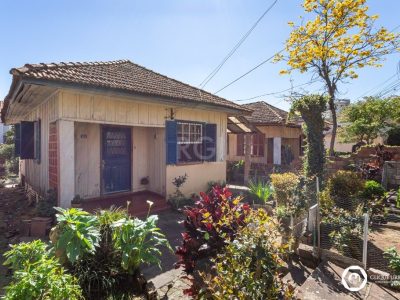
[48,122,58,189]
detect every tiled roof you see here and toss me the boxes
[242,101,290,125]
[7,59,249,112]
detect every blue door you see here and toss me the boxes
[102,126,132,194]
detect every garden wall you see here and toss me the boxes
[326,145,400,176]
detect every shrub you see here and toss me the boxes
[36,189,57,218]
[384,247,400,274]
[384,247,400,287]
[51,208,101,264]
[200,209,295,299]
[3,240,82,300]
[175,186,251,273]
[386,126,400,146]
[248,179,272,204]
[111,214,172,274]
[361,180,385,200]
[324,170,365,210]
[168,174,189,208]
[270,172,299,206]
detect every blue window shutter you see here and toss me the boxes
[20,121,35,159]
[14,123,21,157]
[203,123,217,162]
[166,120,177,164]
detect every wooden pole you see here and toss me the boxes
[244,134,251,185]
[362,213,369,270]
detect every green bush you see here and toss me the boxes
[384,247,400,287]
[248,179,272,204]
[361,180,385,200]
[111,214,172,274]
[51,208,101,264]
[270,172,299,206]
[36,189,57,218]
[324,171,365,211]
[200,209,295,299]
[3,240,82,300]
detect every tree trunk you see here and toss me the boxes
[328,94,337,157]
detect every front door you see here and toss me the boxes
[102,126,132,194]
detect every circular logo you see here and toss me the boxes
[341,265,368,292]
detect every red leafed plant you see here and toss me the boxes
[175,185,251,274]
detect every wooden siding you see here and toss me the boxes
[21,93,59,195]
[75,123,101,198]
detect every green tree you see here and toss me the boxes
[276,0,400,156]
[339,97,392,144]
[0,125,19,175]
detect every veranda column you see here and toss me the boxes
[58,120,75,208]
[273,137,281,165]
[244,134,251,184]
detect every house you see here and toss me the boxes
[227,101,303,176]
[1,60,249,210]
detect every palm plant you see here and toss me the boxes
[248,179,272,205]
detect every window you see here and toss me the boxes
[177,122,203,163]
[236,133,265,157]
[251,133,265,157]
[166,120,216,164]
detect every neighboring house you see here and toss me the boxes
[227,101,303,172]
[1,60,249,208]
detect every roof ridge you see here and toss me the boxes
[11,59,131,75]
[244,100,286,121]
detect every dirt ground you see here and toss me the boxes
[368,225,400,273]
[0,186,36,293]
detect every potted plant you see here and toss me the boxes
[71,195,83,208]
[247,179,273,214]
[31,189,57,237]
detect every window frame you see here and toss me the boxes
[176,121,204,164]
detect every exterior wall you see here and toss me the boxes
[20,89,228,204]
[227,125,302,164]
[20,93,59,195]
[166,161,226,196]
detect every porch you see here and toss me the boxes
[80,191,169,217]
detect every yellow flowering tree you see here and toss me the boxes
[277,0,400,156]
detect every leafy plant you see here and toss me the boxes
[168,174,189,209]
[111,214,172,274]
[51,208,101,264]
[361,180,386,200]
[323,170,365,211]
[3,240,82,300]
[3,240,48,271]
[384,247,400,275]
[36,189,57,218]
[396,188,400,209]
[270,172,299,206]
[200,209,295,299]
[248,179,272,205]
[175,186,251,274]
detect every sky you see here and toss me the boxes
[0,0,399,111]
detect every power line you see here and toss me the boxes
[214,49,284,94]
[355,73,398,100]
[199,0,279,89]
[234,79,319,102]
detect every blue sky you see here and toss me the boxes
[0,0,399,111]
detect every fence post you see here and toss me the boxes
[362,213,369,270]
[315,177,321,259]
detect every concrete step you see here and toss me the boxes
[296,261,400,300]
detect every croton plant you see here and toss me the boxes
[175,185,250,273]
